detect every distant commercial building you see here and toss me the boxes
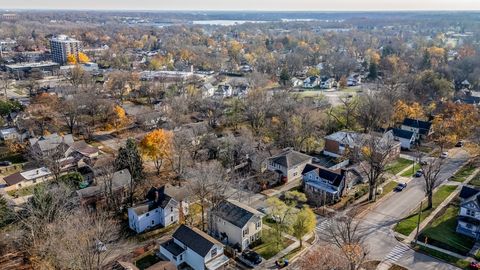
[50,35,82,65]
[4,61,59,77]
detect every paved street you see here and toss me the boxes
[357,149,469,269]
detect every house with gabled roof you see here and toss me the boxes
[391,128,416,150]
[159,225,230,270]
[266,148,313,182]
[128,186,179,233]
[400,118,433,140]
[209,199,264,251]
[302,164,346,206]
[457,186,480,239]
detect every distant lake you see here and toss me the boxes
[192,20,268,26]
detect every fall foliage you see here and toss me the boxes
[393,100,425,124]
[66,54,77,65]
[140,129,173,175]
[77,52,90,63]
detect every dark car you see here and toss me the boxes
[0,161,12,166]
[414,170,423,177]
[456,141,464,147]
[395,183,407,192]
[239,251,262,267]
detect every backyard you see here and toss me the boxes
[7,182,47,197]
[394,185,457,236]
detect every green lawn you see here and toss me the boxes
[450,164,476,182]
[377,181,399,200]
[415,245,470,269]
[386,158,413,175]
[468,172,480,188]
[420,204,475,255]
[400,164,421,177]
[252,229,294,260]
[394,185,457,236]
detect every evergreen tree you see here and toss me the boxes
[115,138,144,206]
[279,68,291,86]
[0,194,14,227]
[368,62,378,80]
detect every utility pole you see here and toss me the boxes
[415,201,423,245]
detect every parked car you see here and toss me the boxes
[414,170,423,177]
[395,183,408,192]
[440,152,448,159]
[239,251,262,268]
[456,141,464,147]
[0,161,12,166]
[419,160,428,165]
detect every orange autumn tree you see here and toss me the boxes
[392,100,425,124]
[78,52,90,63]
[433,102,480,150]
[140,129,173,175]
[113,105,129,129]
[66,54,77,65]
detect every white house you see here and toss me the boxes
[160,225,230,270]
[0,127,24,141]
[391,128,416,150]
[320,78,336,89]
[210,199,263,251]
[266,148,313,182]
[347,74,362,86]
[128,190,179,233]
[457,186,480,239]
[303,76,320,88]
[215,84,233,98]
[400,118,433,140]
[202,83,216,97]
[302,164,346,206]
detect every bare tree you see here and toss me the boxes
[320,214,368,270]
[297,245,349,270]
[419,156,444,209]
[0,72,11,100]
[185,161,228,231]
[328,94,358,130]
[356,93,392,133]
[354,133,399,202]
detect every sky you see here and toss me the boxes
[1,0,480,11]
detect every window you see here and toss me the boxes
[466,223,473,229]
[146,213,150,217]
[171,207,173,212]
[256,221,261,229]
[211,247,217,257]
[179,254,183,261]
[171,216,174,222]
[151,220,154,225]
[243,228,249,237]
[467,209,476,217]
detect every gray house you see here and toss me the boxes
[209,199,264,251]
[266,148,312,182]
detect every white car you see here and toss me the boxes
[440,152,448,159]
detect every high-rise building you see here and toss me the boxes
[49,35,82,65]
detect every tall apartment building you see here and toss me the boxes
[49,35,82,65]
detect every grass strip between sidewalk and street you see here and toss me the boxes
[450,164,476,182]
[415,245,470,269]
[394,185,457,236]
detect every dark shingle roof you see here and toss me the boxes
[402,118,432,135]
[269,149,312,168]
[460,186,480,200]
[173,225,220,257]
[392,128,415,140]
[161,239,185,256]
[302,164,345,187]
[3,172,25,186]
[212,200,262,228]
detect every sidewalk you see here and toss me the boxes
[404,168,480,243]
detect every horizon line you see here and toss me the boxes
[2,8,480,12]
